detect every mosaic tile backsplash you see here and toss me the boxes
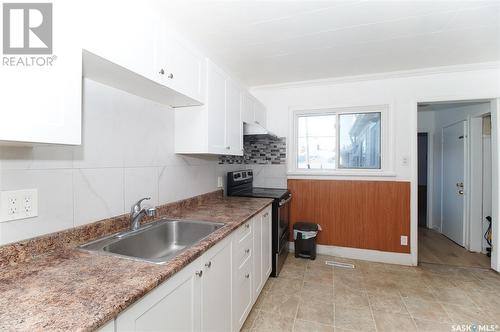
[219,136,286,165]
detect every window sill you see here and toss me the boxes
[287,170,397,179]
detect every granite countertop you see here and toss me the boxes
[0,193,273,331]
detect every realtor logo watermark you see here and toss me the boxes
[2,2,56,66]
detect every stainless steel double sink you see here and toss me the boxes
[80,219,225,264]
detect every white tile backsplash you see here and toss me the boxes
[73,168,125,227]
[0,169,74,244]
[124,167,159,208]
[0,79,219,245]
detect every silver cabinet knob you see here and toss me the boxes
[226,146,230,150]
[245,224,250,229]
[159,69,165,75]
[458,190,464,195]
[263,212,269,218]
[195,270,203,277]
[205,261,212,268]
[245,248,250,254]
[168,73,174,79]
[245,274,250,279]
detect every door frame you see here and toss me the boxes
[440,120,468,247]
[468,111,492,253]
[412,96,499,271]
[417,132,433,229]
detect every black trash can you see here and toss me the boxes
[293,222,319,260]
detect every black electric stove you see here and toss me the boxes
[227,170,291,277]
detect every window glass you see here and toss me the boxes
[339,112,381,169]
[297,115,336,169]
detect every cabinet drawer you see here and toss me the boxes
[233,234,252,268]
[235,220,252,243]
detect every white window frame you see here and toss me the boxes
[289,104,394,177]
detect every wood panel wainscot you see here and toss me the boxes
[287,179,411,253]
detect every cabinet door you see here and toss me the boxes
[169,39,204,103]
[226,79,243,155]
[233,257,253,331]
[262,208,273,278]
[241,93,254,124]
[254,101,267,128]
[253,216,263,299]
[116,258,202,331]
[207,62,227,153]
[0,0,81,145]
[82,1,156,81]
[202,238,232,332]
[156,30,204,104]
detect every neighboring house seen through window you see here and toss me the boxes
[295,107,383,171]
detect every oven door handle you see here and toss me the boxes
[279,195,292,207]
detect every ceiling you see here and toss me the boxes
[158,0,500,87]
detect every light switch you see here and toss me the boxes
[401,156,410,167]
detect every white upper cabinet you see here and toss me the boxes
[81,1,204,108]
[254,100,267,128]
[175,59,243,156]
[207,63,228,153]
[241,93,254,124]
[226,78,244,155]
[0,0,82,145]
[241,92,267,128]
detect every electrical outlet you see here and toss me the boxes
[401,156,410,167]
[400,235,408,246]
[0,189,38,222]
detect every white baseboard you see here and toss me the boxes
[288,242,414,266]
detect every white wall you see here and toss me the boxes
[251,63,500,266]
[0,79,219,245]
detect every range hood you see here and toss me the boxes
[243,122,278,140]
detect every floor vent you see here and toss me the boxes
[325,261,355,269]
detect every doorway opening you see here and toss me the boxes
[417,100,493,269]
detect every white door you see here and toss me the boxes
[442,121,466,245]
[201,239,232,332]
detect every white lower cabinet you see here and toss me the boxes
[114,205,272,332]
[201,238,232,332]
[115,254,202,331]
[254,208,272,298]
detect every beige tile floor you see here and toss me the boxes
[241,254,500,332]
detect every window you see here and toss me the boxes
[339,113,381,169]
[293,106,386,172]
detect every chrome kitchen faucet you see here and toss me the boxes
[130,197,157,230]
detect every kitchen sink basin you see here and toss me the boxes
[79,219,225,264]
